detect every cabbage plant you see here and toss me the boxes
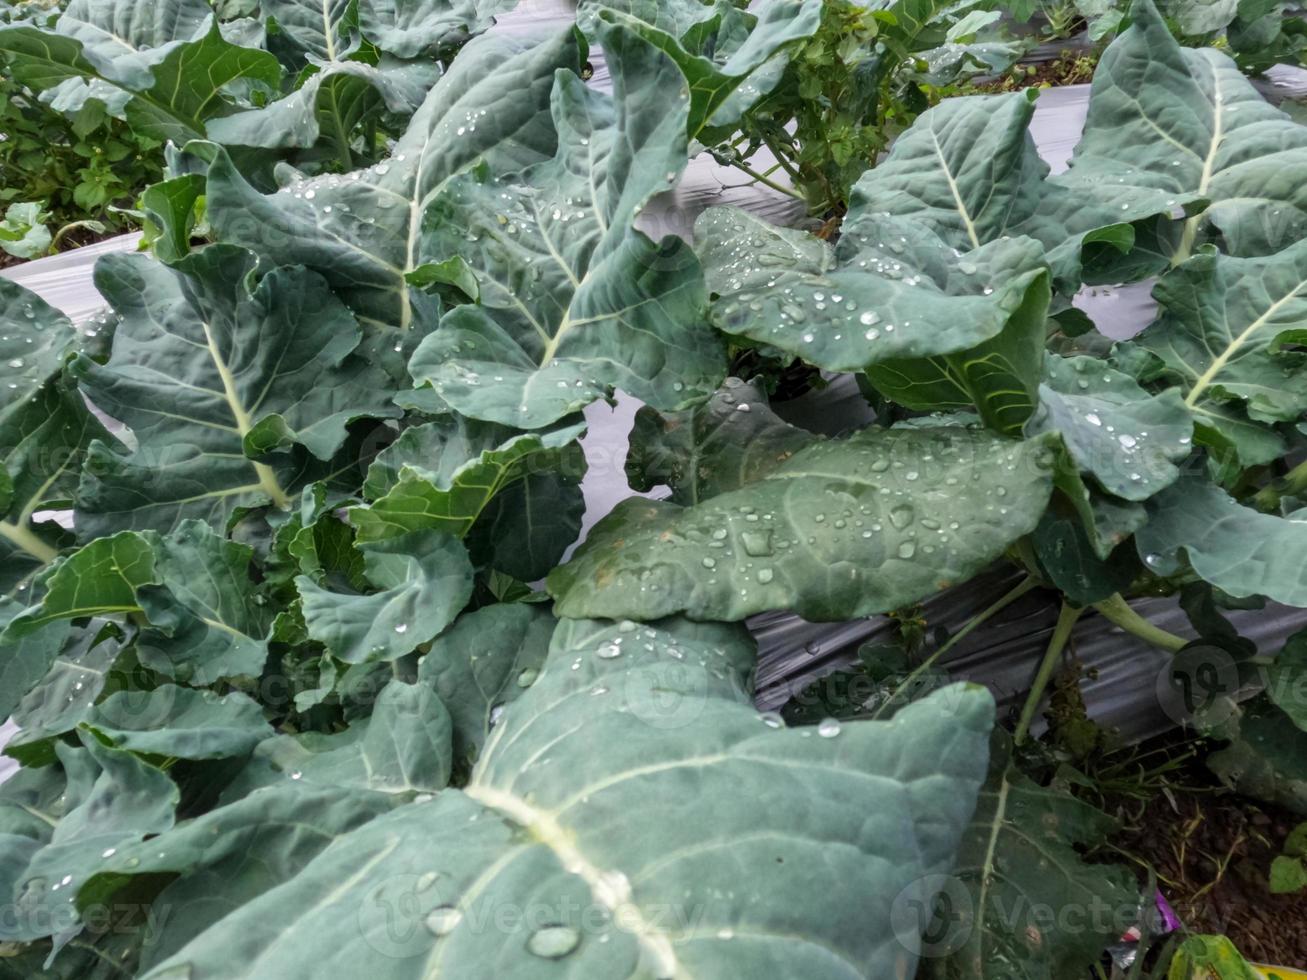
[2,1,1307,978]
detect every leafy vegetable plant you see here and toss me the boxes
[0,0,161,253]
[4,0,1307,977]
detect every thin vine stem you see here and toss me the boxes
[49,219,104,254]
[756,131,805,188]
[1014,601,1084,746]
[870,576,1039,720]
[723,155,805,201]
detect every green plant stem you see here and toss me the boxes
[1014,601,1083,746]
[1171,217,1199,267]
[757,132,805,188]
[726,155,805,202]
[871,576,1039,719]
[1092,593,1188,653]
[0,519,59,563]
[49,219,101,253]
[1254,457,1307,511]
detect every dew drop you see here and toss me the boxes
[417,871,440,891]
[425,906,462,937]
[889,504,914,530]
[527,925,581,959]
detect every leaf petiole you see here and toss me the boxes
[1092,593,1188,653]
[0,519,59,564]
[1014,600,1083,746]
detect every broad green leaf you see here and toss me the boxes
[549,427,1057,622]
[1271,855,1307,893]
[1189,401,1288,470]
[0,737,177,943]
[353,417,586,545]
[922,732,1137,980]
[1,384,111,592]
[79,784,391,972]
[1033,507,1136,605]
[1172,0,1239,32]
[0,202,51,259]
[140,173,205,264]
[0,760,68,843]
[5,532,157,638]
[0,602,72,721]
[204,30,580,332]
[846,91,1167,290]
[139,618,995,980]
[0,13,282,143]
[1049,451,1148,560]
[1026,353,1194,500]
[275,485,367,589]
[5,522,272,685]
[357,0,517,57]
[1062,0,1307,262]
[249,678,453,795]
[0,280,97,585]
[696,208,1051,433]
[297,528,473,663]
[1167,935,1265,980]
[580,0,824,134]
[907,8,1026,85]
[625,377,814,505]
[45,0,213,83]
[1267,629,1307,731]
[1136,477,1307,605]
[0,277,80,432]
[74,247,398,536]
[462,467,587,582]
[133,520,273,683]
[407,21,723,428]
[1228,0,1307,73]
[261,0,357,62]
[862,284,1050,436]
[416,601,555,764]
[82,686,273,760]
[205,59,434,154]
[1210,695,1307,815]
[1120,242,1307,467]
[5,625,123,767]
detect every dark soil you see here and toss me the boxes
[974,50,1100,92]
[1105,738,1307,969]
